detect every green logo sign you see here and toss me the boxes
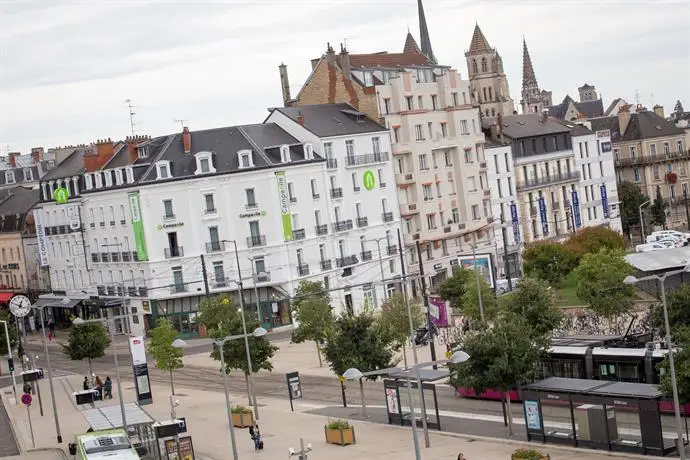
[363,170,375,191]
[53,187,69,204]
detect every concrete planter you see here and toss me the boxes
[231,411,253,428]
[324,426,356,446]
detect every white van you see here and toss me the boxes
[636,243,668,252]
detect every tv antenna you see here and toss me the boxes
[174,119,187,130]
[634,90,641,107]
[125,99,137,136]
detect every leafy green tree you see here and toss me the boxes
[573,249,635,318]
[322,310,397,379]
[450,312,547,435]
[291,280,333,367]
[198,295,278,376]
[461,274,498,322]
[437,268,472,311]
[148,318,184,394]
[651,283,690,339]
[618,181,648,234]
[0,310,18,356]
[500,277,563,338]
[377,293,424,368]
[650,187,667,227]
[659,326,690,403]
[522,242,576,286]
[62,322,109,377]
[564,226,626,262]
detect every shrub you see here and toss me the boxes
[326,419,351,430]
[512,448,546,459]
[231,405,251,414]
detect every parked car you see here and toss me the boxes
[636,243,669,252]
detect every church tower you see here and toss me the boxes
[465,23,515,118]
[520,38,552,114]
[417,0,436,64]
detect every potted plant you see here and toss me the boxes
[511,448,550,460]
[231,405,253,428]
[324,419,356,446]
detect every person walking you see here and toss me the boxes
[104,377,112,399]
[95,376,104,400]
[83,377,90,391]
[47,318,55,341]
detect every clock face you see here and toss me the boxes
[9,295,31,318]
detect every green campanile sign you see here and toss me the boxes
[363,170,375,191]
[53,187,69,204]
[128,192,149,261]
[275,171,293,241]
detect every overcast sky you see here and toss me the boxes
[1,0,688,154]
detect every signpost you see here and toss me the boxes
[286,371,302,412]
[21,390,35,447]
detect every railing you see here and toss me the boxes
[205,207,218,214]
[487,216,495,223]
[213,279,228,288]
[245,202,258,210]
[517,171,581,191]
[345,152,390,167]
[320,260,332,271]
[111,252,120,262]
[458,223,466,230]
[170,284,188,294]
[401,203,418,214]
[297,264,310,276]
[479,161,487,169]
[312,193,320,199]
[315,224,328,235]
[326,158,338,169]
[247,235,266,247]
[101,252,110,262]
[127,286,137,297]
[361,250,373,261]
[330,188,343,199]
[336,255,358,268]
[530,207,537,216]
[164,246,184,258]
[292,229,306,241]
[553,202,561,210]
[163,214,176,220]
[97,286,106,296]
[290,196,297,204]
[206,241,225,253]
[256,272,271,282]
[120,219,127,225]
[444,226,452,233]
[357,217,368,228]
[382,212,394,222]
[614,149,690,167]
[387,245,398,255]
[483,189,491,196]
[332,220,353,232]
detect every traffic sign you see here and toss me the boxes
[9,295,31,318]
[21,393,32,406]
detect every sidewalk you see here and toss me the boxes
[1,375,644,460]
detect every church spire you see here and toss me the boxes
[522,37,538,89]
[417,0,436,64]
[468,23,492,54]
[403,31,421,54]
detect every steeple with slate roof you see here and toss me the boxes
[403,31,421,54]
[520,37,551,114]
[522,38,538,89]
[417,0,436,64]
[468,23,492,54]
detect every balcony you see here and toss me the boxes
[110,252,120,262]
[361,250,373,261]
[614,149,690,167]
[247,235,266,247]
[516,171,582,191]
[292,229,306,241]
[395,173,415,185]
[290,196,297,204]
[320,259,332,271]
[256,272,271,282]
[483,189,491,196]
[458,223,466,230]
[345,151,390,167]
[315,224,328,236]
[170,284,188,294]
[479,161,488,170]
[206,241,225,253]
[91,253,99,263]
[444,226,452,234]
[326,158,338,169]
[392,143,412,155]
[357,217,369,228]
[487,216,495,224]
[127,286,137,297]
[530,207,537,216]
[553,202,561,210]
[336,255,358,268]
[213,279,228,288]
[164,246,184,259]
[400,203,419,215]
[382,212,394,222]
[297,264,310,276]
[330,188,343,199]
[332,220,353,232]
[101,252,110,262]
[387,245,398,255]
[97,286,106,296]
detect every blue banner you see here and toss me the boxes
[538,197,548,235]
[601,184,609,219]
[510,202,520,244]
[571,190,582,228]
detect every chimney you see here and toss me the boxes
[83,138,116,172]
[278,63,292,107]
[7,152,20,168]
[126,134,150,164]
[310,58,320,70]
[653,105,665,119]
[325,42,336,64]
[182,127,191,154]
[339,43,351,77]
[30,147,44,162]
[296,111,305,126]
[618,104,632,135]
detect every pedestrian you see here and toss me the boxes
[83,377,90,391]
[104,377,112,399]
[95,376,104,399]
[457,454,466,460]
[47,318,55,341]
[248,424,263,450]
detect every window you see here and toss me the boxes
[157,163,169,179]
[163,199,174,219]
[345,140,355,159]
[468,176,476,191]
[677,140,684,153]
[650,143,657,156]
[363,71,373,86]
[451,92,458,106]
[406,96,413,110]
[663,142,670,154]
[415,125,424,141]
[459,120,469,135]
[245,188,257,207]
[436,182,442,197]
[419,154,429,170]
[287,182,296,202]
[383,98,391,115]
[311,179,319,198]
[352,173,360,192]
[172,266,184,292]
[213,261,225,284]
[425,243,433,260]
[4,171,15,184]
[324,142,333,159]
[444,151,452,167]
[464,149,473,164]
[24,169,33,181]
[634,168,641,182]
[423,184,433,200]
[372,137,381,155]
[426,214,436,230]
[417,96,424,109]
[431,95,438,110]
[507,177,513,195]
[653,166,660,180]
[497,179,503,198]
[630,146,637,159]
[393,127,400,143]
[452,208,459,223]
[204,194,216,213]
[427,122,433,140]
[471,205,480,220]
[238,150,252,168]
[378,169,385,188]
[280,145,290,162]
[441,123,448,138]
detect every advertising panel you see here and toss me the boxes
[275,171,293,241]
[129,336,152,405]
[458,254,495,288]
[601,184,610,218]
[538,197,548,236]
[33,210,49,267]
[128,192,149,261]
[571,190,582,228]
[510,202,521,244]
[428,296,450,327]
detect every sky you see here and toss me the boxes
[0,0,688,155]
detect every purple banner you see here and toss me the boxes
[428,296,450,327]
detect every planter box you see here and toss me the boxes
[324,426,356,446]
[232,412,253,428]
[511,455,549,460]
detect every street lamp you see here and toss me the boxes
[212,326,267,460]
[639,199,651,241]
[72,315,128,433]
[364,236,393,302]
[31,305,62,443]
[0,319,17,404]
[343,368,367,417]
[248,255,270,418]
[288,439,312,459]
[624,267,689,459]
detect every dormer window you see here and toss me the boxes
[115,169,124,185]
[137,146,149,159]
[5,171,15,184]
[94,173,103,188]
[280,145,291,163]
[304,143,313,160]
[156,161,171,179]
[104,171,113,187]
[237,149,253,169]
[85,174,93,190]
[125,166,134,183]
[24,169,33,181]
[194,152,216,175]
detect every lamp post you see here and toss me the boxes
[72,315,128,433]
[639,199,651,242]
[470,234,485,321]
[288,439,312,459]
[624,268,687,459]
[365,237,392,302]
[32,305,62,443]
[0,320,17,405]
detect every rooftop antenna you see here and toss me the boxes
[634,89,641,107]
[173,119,187,130]
[124,99,137,136]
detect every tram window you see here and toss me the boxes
[597,362,641,383]
[549,359,584,379]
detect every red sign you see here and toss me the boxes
[21,394,32,406]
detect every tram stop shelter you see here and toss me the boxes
[381,367,447,430]
[522,377,677,457]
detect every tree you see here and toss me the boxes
[198,295,278,383]
[322,310,397,379]
[62,322,109,377]
[522,242,576,286]
[290,280,333,367]
[651,283,690,339]
[618,181,649,234]
[450,312,547,435]
[674,100,685,119]
[650,187,667,227]
[0,310,18,356]
[573,248,636,318]
[564,227,626,262]
[377,293,424,368]
[500,277,563,338]
[659,326,690,403]
[461,274,498,322]
[148,318,183,395]
[437,268,472,312]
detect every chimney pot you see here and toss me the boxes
[297,112,305,126]
[182,127,192,154]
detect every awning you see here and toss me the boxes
[0,292,15,303]
[81,403,155,430]
[33,297,81,309]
